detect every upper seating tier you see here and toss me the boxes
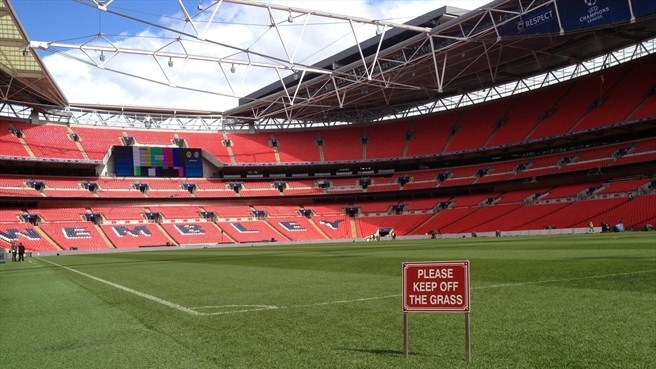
[405,112,459,157]
[275,131,321,163]
[320,126,364,162]
[228,133,277,163]
[13,122,84,160]
[365,121,409,160]
[0,55,651,169]
[0,120,30,157]
[447,100,513,152]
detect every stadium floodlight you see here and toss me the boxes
[22,48,28,57]
[230,64,236,73]
[376,24,382,36]
[99,51,105,62]
[168,57,173,67]
[288,10,293,23]
[197,0,204,11]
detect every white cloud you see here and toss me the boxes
[40,0,490,112]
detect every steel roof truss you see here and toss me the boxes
[429,35,447,93]
[0,75,12,100]
[200,0,224,40]
[80,0,313,75]
[91,0,114,11]
[222,0,430,34]
[336,87,348,110]
[153,38,188,87]
[290,14,310,65]
[176,0,202,38]
[267,6,292,64]
[79,34,118,69]
[217,61,237,98]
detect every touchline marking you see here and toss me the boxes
[190,304,280,316]
[264,270,656,312]
[213,270,656,313]
[38,257,655,317]
[192,304,278,310]
[38,258,200,316]
[199,305,280,315]
[291,294,401,308]
[471,269,656,290]
[287,270,656,309]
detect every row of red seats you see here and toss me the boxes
[1,177,652,251]
[411,194,655,235]
[5,175,649,223]
[0,217,352,251]
[2,56,653,165]
[1,138,653,200]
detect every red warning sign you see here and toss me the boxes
[403,261,470,312]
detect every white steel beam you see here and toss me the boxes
[176,0,202,37]
[75,0,331,75]
[267,6,292,63]
[32,40,332,76]
[222,0,431,34]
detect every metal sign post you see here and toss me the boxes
[403,312,409,359]
[465,311,471,362]
[402,260,471,362]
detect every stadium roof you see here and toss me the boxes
[0,0,68,110]
[1,0,656,130]
[228,0,656,127]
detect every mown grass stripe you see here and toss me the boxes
[38,257,200,316]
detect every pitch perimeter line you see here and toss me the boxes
[191,269,656,315]
[38,257,655,316]
[472,269,656,290]
[276,269,656,311]
[38,258,200,316]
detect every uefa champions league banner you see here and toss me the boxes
[557,0,631,31]
[632,0,656,18]
[498,0,656,37]
[497,3,560,36]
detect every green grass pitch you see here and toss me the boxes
[1,233,654,369]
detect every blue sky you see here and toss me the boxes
[10,0,491,111]
[14,0,145,41]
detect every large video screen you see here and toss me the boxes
[113,146,203,177]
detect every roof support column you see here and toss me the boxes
[429,35,446,93]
